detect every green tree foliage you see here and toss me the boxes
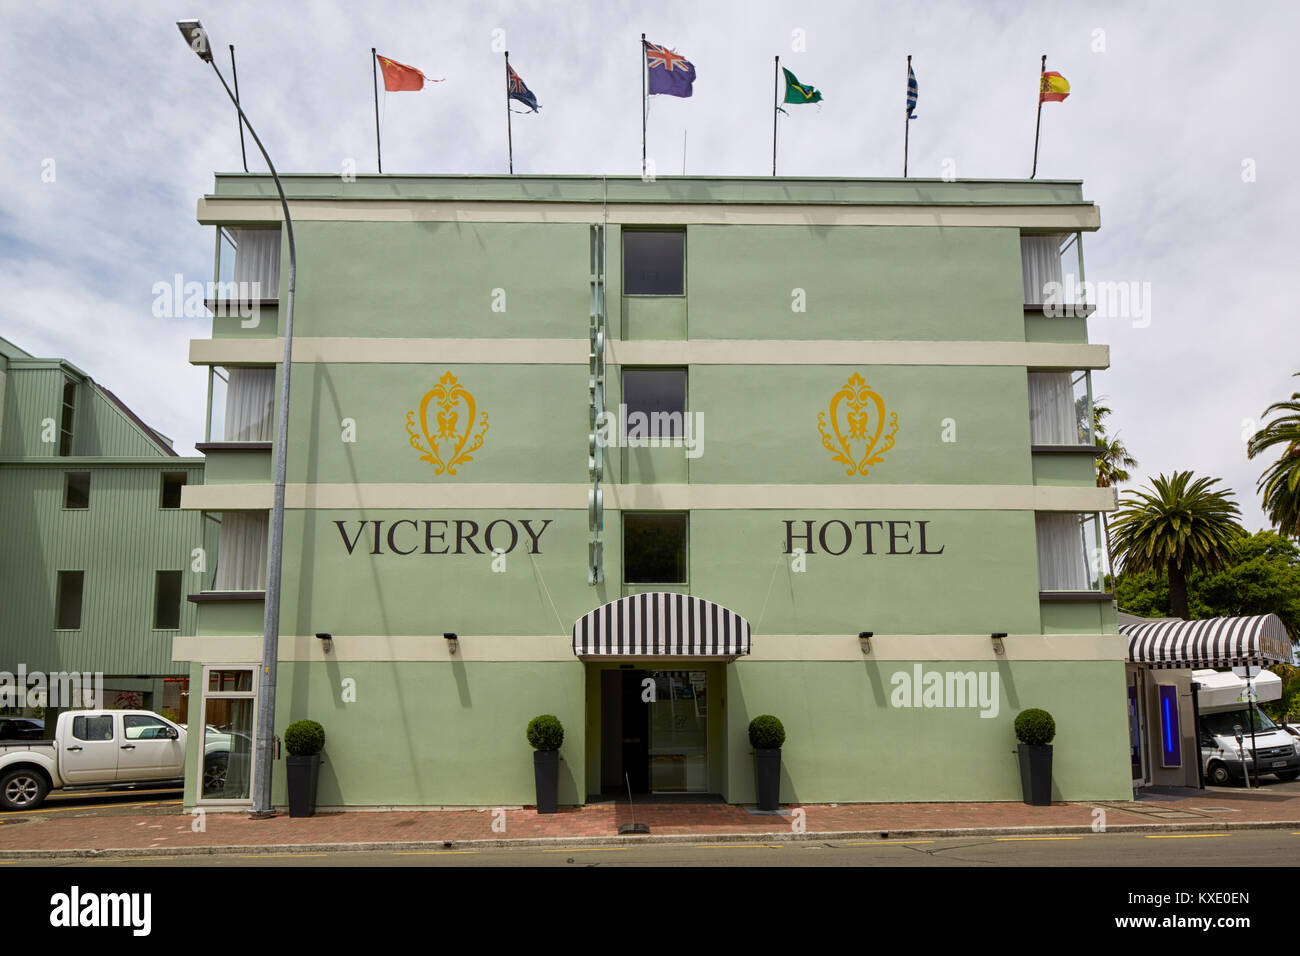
[1111,472,1246,619]
[1117,531,1300,637]
[1247,375,1300,539]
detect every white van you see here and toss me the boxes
[1195,668,1300,786]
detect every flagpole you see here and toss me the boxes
[371,48,383,173]
[641,34,647,176]
[229,45,248,173]
[505,51,514,174]
[903,55,911,177]
[772,55,779,176]
[1030,54,1045,179]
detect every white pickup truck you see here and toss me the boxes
[0,710,229,810]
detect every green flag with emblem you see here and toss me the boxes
[782,67,823,105]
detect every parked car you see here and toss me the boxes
[0,710,229,810]
[1199,707,1300,786]
[0,718,45,742]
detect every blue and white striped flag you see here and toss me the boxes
[906,63,918,118]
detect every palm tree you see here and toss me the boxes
[1247,376,1300,539]
[1110,471,1245,619]
[1091,401,1137,574]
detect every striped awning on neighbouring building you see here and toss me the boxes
[572,592,752,659]
[1120,613,1293,670]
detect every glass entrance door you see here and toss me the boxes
[647,671,707,793]
[1127,667,1146,784]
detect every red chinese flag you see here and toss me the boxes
[377,55,425,92]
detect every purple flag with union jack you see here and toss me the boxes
[645,40,696,97]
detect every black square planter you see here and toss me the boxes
[533,750,559,814]
[1016,744,1053,806]
[286,754,320,817]
[754,748,782,811]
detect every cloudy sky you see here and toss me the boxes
[1,1,1295,531]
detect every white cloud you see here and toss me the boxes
[0,0,1295,529]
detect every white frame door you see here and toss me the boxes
[197,664,259,805]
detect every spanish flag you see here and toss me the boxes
[1039,71,1070,103]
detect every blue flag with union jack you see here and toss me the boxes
[645,40,696,97]
[508,64,540,112]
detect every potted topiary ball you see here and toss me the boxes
[1014,708,1055,806]
[284,719,325,818]
[748,715,786,811]
[526,715,564,814]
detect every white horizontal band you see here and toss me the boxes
[190,337,1109,370]
[172,633,1123,663]
[197,197,1101,231]
[179,482,1117,513]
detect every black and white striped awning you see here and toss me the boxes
[572,593,752,659]
[1120,614,1292,670]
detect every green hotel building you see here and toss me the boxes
[177,174,1130,809]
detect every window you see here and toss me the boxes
[223,368,275,441]
[55,571,84,629]
[1020,235,1065,305]
[622,368,687,439]
[124,714,174,740]
[623,230,685,295]
[1035,513,1110,592]
[58,378,76,456]
[214,512,269,590]
[160,472,187,508]
[624,512,688,584]
[1028,371,1093,445]
[231,228,281,299]
[153,570,183,629]
[63,472,90,509]
[71,715,113,742]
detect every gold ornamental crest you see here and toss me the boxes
[817,372,899,477]
[405,371,489,475]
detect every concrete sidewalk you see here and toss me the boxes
[4,788,1300,859]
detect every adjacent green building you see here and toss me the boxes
[177,174,1130,809]
[0,336,206,721]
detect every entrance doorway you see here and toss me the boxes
[599,669,709,795]
[1126,666,1148,785]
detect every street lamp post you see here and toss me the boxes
[178,19,296,818]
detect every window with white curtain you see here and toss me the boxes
[232,228,281,299]
[223,368,274,442]
[1028,372,1077,444]
[214,512,269,591]
[1028,371,1094,445]
[1020,235,1063,305]
[1036,513,1107,591]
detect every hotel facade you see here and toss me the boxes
[176,174,1131,808]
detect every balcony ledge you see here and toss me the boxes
[195,442,273,452]
[188,590,267,604]
[1031,444,1104,456]
[1039,591,1115,602]
[1023,303,1096,317]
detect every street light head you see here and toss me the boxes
[176,19,213,63]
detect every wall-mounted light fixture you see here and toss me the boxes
[858,631,873,655]
[444,632,459,654]
[991,632,1007,656]
[315,632,333,653]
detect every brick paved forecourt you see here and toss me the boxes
[3,792,1300,858]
